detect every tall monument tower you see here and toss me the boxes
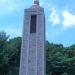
[19,0,45,75]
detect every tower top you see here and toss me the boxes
[33,0,39,5]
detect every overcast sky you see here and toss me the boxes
[0,0,75,46]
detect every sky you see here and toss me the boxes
[0,0,75,47]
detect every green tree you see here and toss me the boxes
[0,32,75,75]
[0,32,9,75]
[7,37,21,75]
[0,32,21,75]
[46,41,75,75]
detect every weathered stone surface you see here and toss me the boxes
[19,4,45,75]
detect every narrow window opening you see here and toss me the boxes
[30,15,37,33]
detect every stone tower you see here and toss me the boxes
[19,0,45,75]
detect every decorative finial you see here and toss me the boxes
[33,0,39,5]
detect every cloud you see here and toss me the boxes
[0,24,22,38]
[49,9,75,29]
[5,24,22,38]
[62,11,75,29]
[0,0,24,16]
[49,8,60,26]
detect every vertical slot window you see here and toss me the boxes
[30,15,36,33]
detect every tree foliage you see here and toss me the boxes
[0,32,21,75]
[46,41,75,75]
[0,32,75,75]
